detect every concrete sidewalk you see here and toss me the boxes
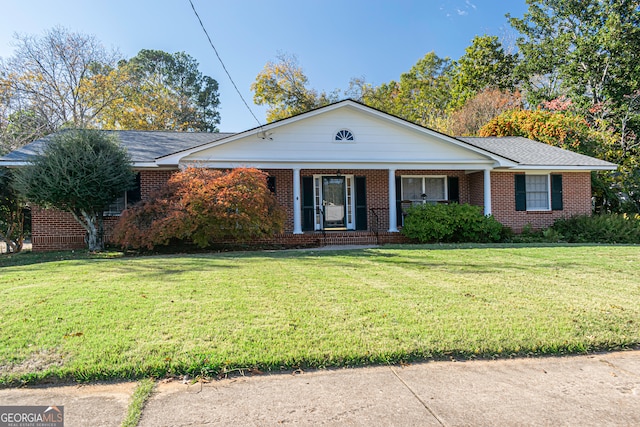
[1,351,638,426]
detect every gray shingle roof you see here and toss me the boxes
[457,136,616,168]
[0,130,235,163]
[1,130,616,170]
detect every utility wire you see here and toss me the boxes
[187,0,263,128]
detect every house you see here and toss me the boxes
[0,100,617,251]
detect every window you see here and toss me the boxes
[334,129,354,142]
[104,173,141,216]
[515,174,563,212]
[401,176,447,204]
[526,175,549,210]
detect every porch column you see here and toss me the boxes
[483,168,492,216]
[292,168,303,234]
[388,168,398,232]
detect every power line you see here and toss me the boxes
[187,0,263,128]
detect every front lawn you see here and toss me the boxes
[1,245,638,385]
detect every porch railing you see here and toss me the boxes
[368,208,386,245]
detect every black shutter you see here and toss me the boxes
[515,174,527,211]
[302,176,314,231]
[267,176,276,193]
[355,176,367,230]
[447,176,459,204]
[396,176,403,227]
[551,174,563,211]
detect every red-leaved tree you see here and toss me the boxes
[113,167,285,249]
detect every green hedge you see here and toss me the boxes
[401,203,505,243]
[551,213,640,243]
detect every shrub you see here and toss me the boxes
[401,203,505,243]
[551,214,640,244]
[112,167,285,250]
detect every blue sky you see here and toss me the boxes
[0,0,529,132]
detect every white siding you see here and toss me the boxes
[181,108,491,166]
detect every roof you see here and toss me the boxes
[0,102,617,171]
[457,136,616,169]
[0,130,235,163]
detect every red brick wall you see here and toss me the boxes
[263,169,294,232]
[468,171,484,207]
[140,170,175,200]
[490,171,592,231]
[29,168,594,251]
[31,169,176,252]
[31,207,121,252]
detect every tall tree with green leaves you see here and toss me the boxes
[362,52,454,131]
[509,0,640,213]
[98,50,221,131]
[509,0,640,116]
[12,129,135,251]
[449,35,519,110]
[252,54,339,122]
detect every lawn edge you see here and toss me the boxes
[120,378,156,427]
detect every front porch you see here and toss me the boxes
[270,168,492,236]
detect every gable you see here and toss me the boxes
[171,104,502,169]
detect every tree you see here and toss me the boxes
[449,35,519,110]
[252,54,338,122]
[0,26,123,134]
[0,168,27,253]
[361,52,454,131]
[112,167,285,250]
[509,0,640,213]
[478,108,637,212]
[97,50,221,131]
[479,108,604,154]
[12,129,135,251]
[509,0,640,117]
[448,88,522,136]
[0,109,54,155]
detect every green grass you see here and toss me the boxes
[1,244,639,385]
[121,378,155,427]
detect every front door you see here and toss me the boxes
[322,176,346,229]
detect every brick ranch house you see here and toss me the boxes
[1,100,617,251]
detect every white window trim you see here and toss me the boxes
[525,174,551,212]
[400,175,448,204]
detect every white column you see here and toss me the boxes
[388,168,398,232]
[292,168,303,234]
[484,168,492,216]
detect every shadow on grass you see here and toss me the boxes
[3,341,639,388]
[1,242,635,270]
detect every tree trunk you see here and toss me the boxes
[0,215,24,253]
[71,209,104,251]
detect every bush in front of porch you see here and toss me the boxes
[112,167,285,250]
[401,203,506,243]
